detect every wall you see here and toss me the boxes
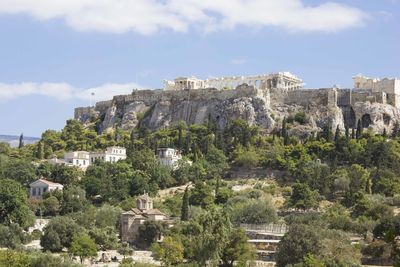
[283,89,333,106]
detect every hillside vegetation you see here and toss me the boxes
[2,118,400,266]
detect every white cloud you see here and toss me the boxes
[0,0,367,34]
[0,82,142,102]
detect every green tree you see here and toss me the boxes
[42,196,60,216]
[41,216,83,252]
[220,228,255,267]
[189,182,215,208]
[286,182,320,210]
[0,178,34,228]
[18,133,24,149]
[282,117,289,146]
[117,242,134,259]
[69,234,98,264]
[137,221,167,248]
[151,236,184,266]
[356,119,362,139]
[181,187,190,221]
[276,224,321,267]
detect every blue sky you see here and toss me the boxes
[0,0,398,137]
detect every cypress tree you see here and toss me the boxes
[185,133,191,154]
[334,125,340,142]
[18,133,24,149]
[178,127,183,150]
[351,128,355,139]
[392,122,400,138]
[356,119,362,139]
[36,141,44,159]
[324,122,332,142]
[215,177,220,197]
[334,125,341,150]
[282,117,289,146]
[181,186,190,221]
[383,128,388,138]
[345,125,349,139]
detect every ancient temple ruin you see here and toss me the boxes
[164,72,304,91]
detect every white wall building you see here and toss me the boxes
[29,179,64,199]
[157,148,182,168]
[48,146,127,170]
[64,151,90,169]
[90,146,127,164]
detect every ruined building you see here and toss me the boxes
[74,72,400,137]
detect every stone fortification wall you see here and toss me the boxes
[284,89,333,106]
[74,107,92,121]
[95,100,113,113]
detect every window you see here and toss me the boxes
[32,188,36,196]
[83,160,86,165]
[76,160,79,165]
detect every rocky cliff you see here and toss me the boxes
[75,85,400,137]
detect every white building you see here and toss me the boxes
[90,146,127,164]
[157,148,182,169]
[64,151,90,169]
[29,179,63,199]
[47,146,127,170]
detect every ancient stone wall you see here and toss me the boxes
[284,89,332,106]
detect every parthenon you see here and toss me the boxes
[164,72,304,91]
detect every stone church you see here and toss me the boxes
[120,193,168,244]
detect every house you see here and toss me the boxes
[64,151,90,169]
[47,146,127,170]
[157,148,182,168]
[90,146,126,164]
[120,193,169,244]
[29,179,63,199]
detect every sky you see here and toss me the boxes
[0,0,398,137]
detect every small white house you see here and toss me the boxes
[64,151,90,168]
[157,148,182,168]
[90,146,127,164]
[29,179,63,199]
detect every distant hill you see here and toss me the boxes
[0,135,40,147]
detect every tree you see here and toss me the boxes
[189,182,215,208]
[151,236,184,266]
[42,196,60,216]
[230,198,278,224]
[345,125,350,139]
[191,209,232,265]
[356,119,362,139]
[334,125,340,142]
[18,133,24,149]
[41,217,82,252]
[0,223,28,249]
[181,187,190,221]
[69,234,98,264]
[0,178,34,228]
[61,186,88,214]
[282,117,289,146]
[137,221,167,248]
[3,159,36,187]
[276,224,321,267]
[117,242,134,259]
[286,182,320,210]
[220,228,255,267]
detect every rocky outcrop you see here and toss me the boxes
[75,85,400,136]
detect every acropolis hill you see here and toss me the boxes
[75,72,400,137]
